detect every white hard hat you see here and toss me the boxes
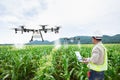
[92,35,102,39]
[92,30,103,39]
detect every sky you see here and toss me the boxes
[0,0,120,44]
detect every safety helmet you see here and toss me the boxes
[92,36,102,39]
[92,30,103,40]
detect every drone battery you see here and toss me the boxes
[33,33,41,38]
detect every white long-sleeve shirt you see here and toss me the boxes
[87,42,105,65]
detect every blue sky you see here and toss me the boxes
[0,0,120,44]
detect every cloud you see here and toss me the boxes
[0,0,120,44]
[0,15,19,23]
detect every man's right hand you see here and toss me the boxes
[82,58,89,64]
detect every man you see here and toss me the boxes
[83,35,108,80]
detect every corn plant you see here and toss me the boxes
[0,44,120,80]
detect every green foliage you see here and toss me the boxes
[0,44,120,80]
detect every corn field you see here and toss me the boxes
[0,44,120,80]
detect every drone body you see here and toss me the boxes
[64,37,80,43]
[12,25,61,42]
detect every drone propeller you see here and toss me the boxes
[19,25,24,29]
[18,25,25,34]
[39,25,48,30]
[64,38,69,41]
[77,38,80,40]
[15,28,17,33]
[44,30,47,33]
[51,27,54,32]
[11,28,20,33]
[55,26,61,33]
[55,26,61,30]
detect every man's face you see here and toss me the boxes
[92,38,96,44]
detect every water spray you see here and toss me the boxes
[63,37,81,49]
[13,43,25,49]
[54,39,61,50]
[77,38,81,49]
[64,38,69,48]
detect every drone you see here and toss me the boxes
[64,37,80,43]
[12,25,61,42]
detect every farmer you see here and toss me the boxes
[83,35,108,80]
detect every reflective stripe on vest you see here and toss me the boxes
[88,44,108,71]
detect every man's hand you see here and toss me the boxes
[82,58,89,64]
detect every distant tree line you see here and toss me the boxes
[60,34,120,44]
[1,34,120,45]
[27,34,120,44]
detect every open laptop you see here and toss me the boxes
[75,51,83,62]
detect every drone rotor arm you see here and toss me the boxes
[39,30,44,42]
